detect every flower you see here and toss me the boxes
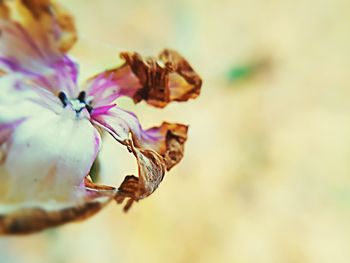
[0,0,201,234]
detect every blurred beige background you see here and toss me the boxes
[1,0,350,262]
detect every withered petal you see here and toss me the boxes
[116,143,166,212]
[135,122,188,171]
[0,198,108,235]
[0,1,9,19]
[0,176,117,235]
[121,49,202,108]
[49,1,77,53]
[90,108,189,211]
[83,175,117,193]
[4,0,76,53]
[0,0,79,95]
[85,49,202,108]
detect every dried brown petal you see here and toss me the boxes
[115,123,189,211]
[49,1,77,52]
[0,176,117,235]
[116,143,166,212]
[11,0,77,52]
[0,0,9,18]
[135,122,188,170]
[120,49,202,108]
[90,118,190,211]
[85,49,201,108]
[0,197,111,235]
[84,175,117,193]
[20,0,50,18]
[88,110,190,211]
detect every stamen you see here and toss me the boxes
[58,92,68,107]
[77,91,86,103]
[86,104,93,113]
[58,91,93,114]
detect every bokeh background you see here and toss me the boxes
[1,0,350,262]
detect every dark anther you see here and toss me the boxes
[86,104,93,113]
[77,91,86,103]
[58,92,68,107]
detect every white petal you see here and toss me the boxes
[0,107,100,203]
[0,75,62,120]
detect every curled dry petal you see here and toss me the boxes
[138,122,188,170]
[115,144,166,212]
[124,49,202,108]
[86,50,200,210]
[18,0,77,52]
[86,49,202,108]
[0,0,78,96]
[1,0,77,55]
[0,188,116,235]
[90,106,189,211]
[0,175,119,235]
[0,1,9,19]
[115,123,188,211]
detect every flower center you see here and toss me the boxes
[58,91,93,114]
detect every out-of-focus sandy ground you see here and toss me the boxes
[1,0,350,262]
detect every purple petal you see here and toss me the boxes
[0,119,25,145]
[0,20,79,96]
[90,104,116,118]
[84,65,142,107]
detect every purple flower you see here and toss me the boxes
[0,0,201,234]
